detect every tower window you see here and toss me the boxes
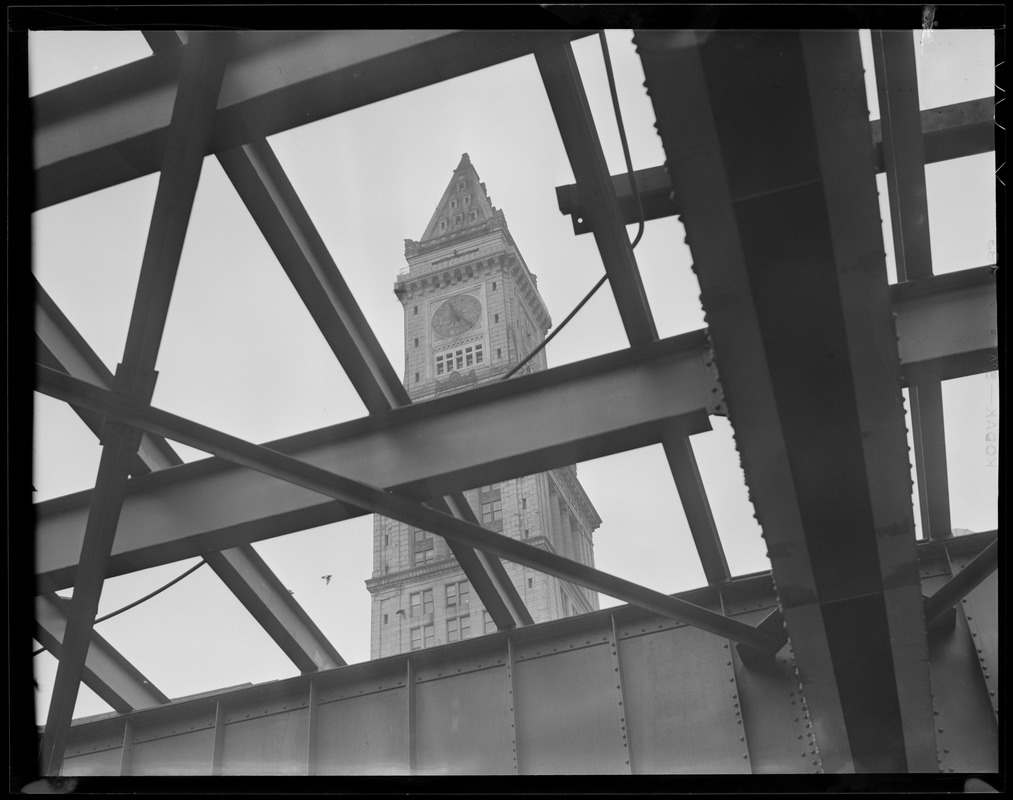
[410,624,435,650]
[414,306,418,315]
[464,195,471,206]
[492,281,497,290]
[383,613,388,624]
[450,199,457,209]
[455,215,463,225]
[414,372,419,383]
[385,534,389,546]
[446,580,470,609]
[481,499,502,524]
[496,348,502,359]
[494,314,499,323]
[457,179,466,190]
[446,615,471,642]
[414,338,419,347]
[470,211,477,222]
[435,345,483,375]
[528,578,533,588]
[524,529,529,538]
[522,498,527,509]
[439,220,447,232]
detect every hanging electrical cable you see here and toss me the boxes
[502,32,646,382]
[32,560,208,657]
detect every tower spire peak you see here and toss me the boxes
[416,153,499,248]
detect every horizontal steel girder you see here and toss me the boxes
[555,96,995,235]
[52,531,997,775]
[34,263,994,589]
[35,592,170,713]
[638,29,945,773]
[35,331,717,586]
[35,278,346,674]
[32,30,592,210]
[33,364,782,654]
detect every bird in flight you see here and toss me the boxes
[322,575,332,585]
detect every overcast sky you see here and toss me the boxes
[30,28,996,723]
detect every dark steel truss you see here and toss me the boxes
[28,27,997,775]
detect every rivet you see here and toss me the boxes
[742,754,748,759]
[739,737,745,742]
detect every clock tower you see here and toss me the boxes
[366,154,601,659]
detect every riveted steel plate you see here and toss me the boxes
[60,745,122,776]
[514,643,626,773]
[315,689,409,775]
[416,665,513,774]
[923,573,998,773]
[728,609,813,773]
[129,727,215,776]
[955,557,999,717]
[220,707,309,775]
[619,623,748,773]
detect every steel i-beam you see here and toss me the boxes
[36,278,346,675]
[638,28,938,772]
[34,271,995,591]
[536,41,730,584]
[34,591,170,713]
[39,33,233,775]
[871,30,952,541]
[33,30,593,210]
[555,97,995,236]
[34,363,783,655]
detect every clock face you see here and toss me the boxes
[432,294,482,339]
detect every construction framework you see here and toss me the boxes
[23,25,999,778]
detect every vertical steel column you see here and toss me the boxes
[211,700,227,776]
[406,657,418,775]
[718,593,757,772]
[606,615,633,773]
[118,719,135,776]
[871,30,951,541]
[306,680,320,775]
[506,636,520,774]
[38,33,233,775]
[947,549,999,720]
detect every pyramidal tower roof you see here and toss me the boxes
[415,153,504,250]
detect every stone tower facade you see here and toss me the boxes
[366,154,601,660]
